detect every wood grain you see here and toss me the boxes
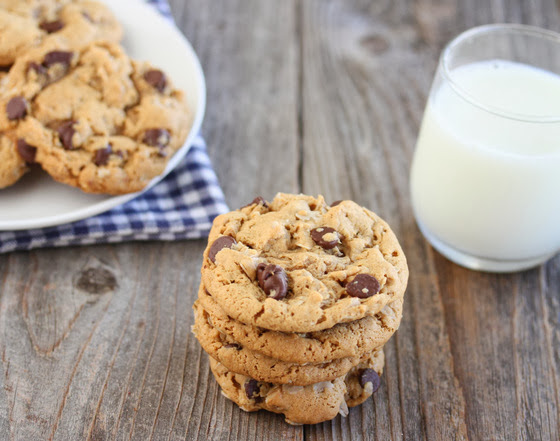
[298,0,560,440]
[172,0,300,207]
[0,0,559,440]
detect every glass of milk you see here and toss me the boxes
[410,24,560,272]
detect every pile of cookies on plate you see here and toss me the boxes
[0,0,191,194]
[193,193,409,425]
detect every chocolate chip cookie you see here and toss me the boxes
[201,193,409,333]
[194,300,374,385]
[197,284,402,364]
[209,348,384,425]
[0,39,191,194]
[0,0,122,66]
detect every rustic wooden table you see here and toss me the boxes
[1,0,559,440]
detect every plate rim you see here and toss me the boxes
[0,0,206,231]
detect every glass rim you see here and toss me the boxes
[441,23,560,123]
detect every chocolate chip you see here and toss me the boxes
[252,196,269,207]
[224,343,242,350]
[244,379,260,400]
[256,263,288,300]
[208,236,237,263]
[39,20,64,33]
[331,200,343,207]
[94,144,112,166]
[310,227,340,250]
[359,368,381,393]
[43,50,73,68]
[16,139,36,163]
[57,120,76,150]
[143,128,170,155]
[242,196,269,209]
[346,274,381,299]
[27,62,46,76]
[143,69,167,92]
[6,96,27,120]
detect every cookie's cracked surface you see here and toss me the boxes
[201,193,408,332]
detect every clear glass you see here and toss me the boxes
[410,24,560,272]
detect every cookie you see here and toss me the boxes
[209,348,385,425]
[197,284,402,364]
[0,0,122,66]
[0,0,68,16]
[201,193,409,333]
[0,132,29,189]
[0,39,191,194]
[0,10,43,67]
[194,300,374,385]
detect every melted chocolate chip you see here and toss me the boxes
[346,274,381,299]
[6,96,27,120]
[251,196,268,207]
[94,144,112,166]
[39,20,64,33]
[359,368,381,393]
[330,200,343,207]
[57,120,76,150]
[244,379,260,400]
[256,263,288,300]
[224,343,242,350]
[27,62,46,76]
[143,128,170,155]
[16,139,36,163]
[242,196,269,209]
[43,50,73,68]
[143,69,167,92]
[310,227,340,250]
[208,236,237,263]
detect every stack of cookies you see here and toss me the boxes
[193,193,408,425]
[0,0,191,194]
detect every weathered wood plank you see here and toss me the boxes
[300,0,467,439]
[168,0,302,439]
[300,0,560,440]
[171,0,300,208]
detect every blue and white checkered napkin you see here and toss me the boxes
[0,1,229,254]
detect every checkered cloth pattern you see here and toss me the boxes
[0,1,228,254]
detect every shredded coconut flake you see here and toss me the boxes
[339,400,349,417]
[97,168,110,178]
[313,381,334,393]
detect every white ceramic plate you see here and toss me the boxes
[0,0,206,230]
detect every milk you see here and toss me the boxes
[410,60,560,264]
